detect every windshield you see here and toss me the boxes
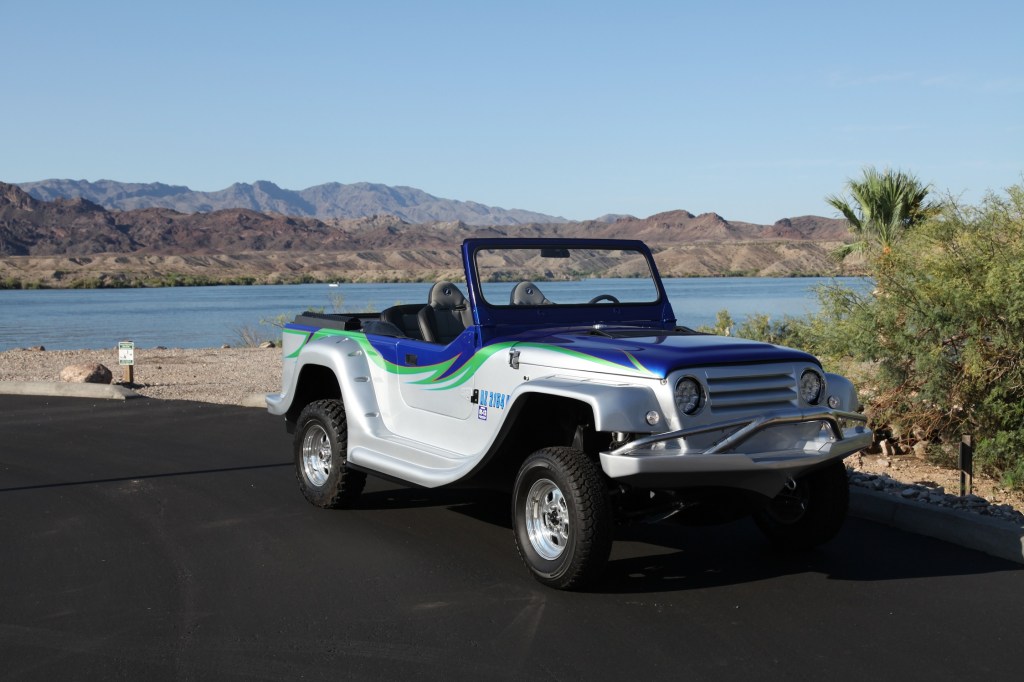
[474,246,660,306]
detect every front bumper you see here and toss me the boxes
[598,408,872,497]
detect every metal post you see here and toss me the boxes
[959,434,973,497]
[118,340,135,387]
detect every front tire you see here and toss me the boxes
[753,461,849,550]
[294,399,366,508]
[512,447,612,590]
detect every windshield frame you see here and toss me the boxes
[463,238,676,337]
[473,244,662,308]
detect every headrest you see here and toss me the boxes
[510,281,552,305]
[428,281,467,310]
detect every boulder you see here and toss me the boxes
[258,341,276,349]
[60,363,113,384]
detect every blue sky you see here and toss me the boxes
[2,0,1021,223]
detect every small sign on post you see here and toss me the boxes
[118,340,135,385]
[959,434,973,497]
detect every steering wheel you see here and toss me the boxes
[587,294,620,304]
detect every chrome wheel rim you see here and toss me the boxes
[525,478,569,560]
[301,424,332,487]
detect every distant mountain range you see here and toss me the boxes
[0,181,859,286]
[17,179,566,226]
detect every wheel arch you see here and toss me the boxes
[464,392,607,490]
[286,364,342,424]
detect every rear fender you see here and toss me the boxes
[267,334,380,430]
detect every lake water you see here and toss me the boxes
[0,278,868,351]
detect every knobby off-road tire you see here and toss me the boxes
[753,461,849,550]
[294,399,366,508]
[512,447,612,590]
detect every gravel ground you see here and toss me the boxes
[0,346,281,406]
[3,345,1023,521]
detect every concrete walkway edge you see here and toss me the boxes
[0,381,139,400]
[850,487,1024,565]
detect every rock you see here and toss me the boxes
[258,341,276,349]
[912,442,929,459]
[59,363,113,384]
[221,344,231,349]
[901,488,919,499]
[880,440,895,458]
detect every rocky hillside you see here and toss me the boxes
[0,182,859,286]
[17,179,566,226]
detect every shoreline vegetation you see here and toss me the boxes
[0,243,865,291]
[0,270,860,290]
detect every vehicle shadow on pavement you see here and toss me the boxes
[597,519,1020,594]
[356,486,514,529]
[0,462,293,493]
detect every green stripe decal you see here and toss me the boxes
[284,326,657,392]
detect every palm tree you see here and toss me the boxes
[827,167,936,259]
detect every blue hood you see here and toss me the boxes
[509,327,819,378]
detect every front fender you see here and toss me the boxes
[824,372,861,412]
[512,377,663,433]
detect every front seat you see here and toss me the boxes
[510,281,553,305]
[418,281,473,344]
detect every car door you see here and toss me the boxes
[393,331,477,421]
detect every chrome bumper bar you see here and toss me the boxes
[609,407,868,457]
[599,408,872,497]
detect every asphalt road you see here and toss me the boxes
[2,396,1022,681]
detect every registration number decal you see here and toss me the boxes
[479,389,510,410]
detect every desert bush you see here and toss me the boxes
[698,308,815,350]
[814,184,1024,486]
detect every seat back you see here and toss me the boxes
[380,303,425,339]
[510,281,552,305]
[418,282,472,344]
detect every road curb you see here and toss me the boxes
[850,487,1024,565]
[0,381,140,400]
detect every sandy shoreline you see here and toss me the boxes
[0,346,281,406]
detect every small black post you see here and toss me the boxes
[959,434,973,497]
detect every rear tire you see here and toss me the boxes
[294,399,366,508]
[753,461,849,550]
[512,447,612,590]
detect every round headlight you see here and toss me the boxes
[800,370,824,405]
[674,377,703,415]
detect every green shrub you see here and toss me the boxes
[814,184,1024,486]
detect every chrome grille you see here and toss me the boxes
[704,364,798,416]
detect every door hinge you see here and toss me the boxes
[508,348,520,370]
